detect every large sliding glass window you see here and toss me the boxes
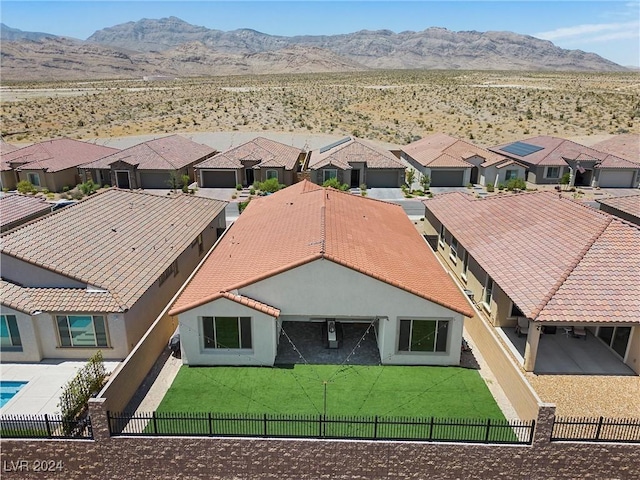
[202,317,252,349]
[0,315,22,351]
[56,315,108,347]
[598,326,631,359]
[398,319,449,353]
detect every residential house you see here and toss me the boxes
[596,194,640,226]
[591,134,639,165]
[194,137,304,188]
[490,136,640,188]
[0,140,20,190]
[0,189,227,362]
[169,180,472,367]
[423,191,640,374]
[0,194,52,232]
[307,137,405,188]
[79,135,216,189]
[400,133,523,187]
[2,138,119,192]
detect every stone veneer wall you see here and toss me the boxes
[1,405,638,479]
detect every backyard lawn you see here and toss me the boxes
[156,364,506,419]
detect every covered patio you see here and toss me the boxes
[275,321,381,365]
[501,326,634,375]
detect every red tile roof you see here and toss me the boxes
[0,194,51,230]
[592,134,639,164]
[424,191,640,324]
[170,180,472,317]
[1,189,227,313]
[80,135,215,170]
[308,137,405,170]
[401,133,506,168]
[0,141,20,171]
[491,136,638,169]
[4,138,119,173]
[195,137,303,171]
[597,194,640,219]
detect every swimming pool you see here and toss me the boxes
[0,381,28,408]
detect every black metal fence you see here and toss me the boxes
[0,414,93,439]
[107,411,535,444]
[551,416,640,443]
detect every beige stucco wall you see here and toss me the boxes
[1,254,86,288]
[1,171,18,190]
[0,307,43,362]
[624,327,640,375]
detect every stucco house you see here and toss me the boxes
[0,189,227,362]
[307,137,405,188]
[0,194,52,232]
[0,141,20,190]
[169,180,472,367]
[423,191,640,375]
[2,138,119,192]
[194,137,304,188]
[490,136,640,188]
[79,135,216,189]
[591,134,639,165]
[400,133,523,187]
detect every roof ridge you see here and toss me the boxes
[530,215,613,319]
[144,142,179,170]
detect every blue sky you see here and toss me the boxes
[2,1,639,66]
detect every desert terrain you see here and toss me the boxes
[1,70,638,147]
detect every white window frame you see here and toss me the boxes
[323,169,338,183]
[449,236,458,263]
[438,224,446,249]
[56,314,109,348]
[0,314,22,350]
[461,250,469,281]
[483,275,494,312]
[544,166,560,179]
[27,172,41,187]
[265,169,278,181]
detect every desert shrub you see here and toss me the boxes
[238,198,252,213]
[249,188,256,195]
[16,180,35,194]
[258,177,285,193]
[79,179,99,195]
[486,184,495,192]
[181,175,190,193]
[235,184,243,191]
[420,174,431,191]
[497,183,505,191]
[560,173,570,186]
[505,178,526,191]
[62,186,70,192]
[322,177,349,191]
[405,169,415,188]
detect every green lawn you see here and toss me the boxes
[156,364,506,419]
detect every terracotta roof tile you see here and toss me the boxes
[597,194,640,219]
[308,137,404,170]
[170,180,472,317]
[592,134,639,164]
[195,137,302,170]
[5,138,118,173]
[220,292,281,317]
[424,191,640,324]
[0,194,51,230]
[401,133,506,168]
[0,141,20,171]
[1,189,226,312]
[81,135,215,170]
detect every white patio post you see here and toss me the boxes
[523,321,541,372]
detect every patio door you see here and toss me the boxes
[597,326,631,359]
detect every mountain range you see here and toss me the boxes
[0,17,628,81]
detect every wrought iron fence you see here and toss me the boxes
[552,416,640,443]
[0,414,93,439]
[107,411,534,444]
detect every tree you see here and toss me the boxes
[405,169,416,190]
[420,173,431,191]
[560,172,571,190]
[166,170,182,192]
[16,180,35,194]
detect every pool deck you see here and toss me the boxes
[0,360,120,416]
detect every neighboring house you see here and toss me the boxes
[307,137,405,188]
[0,189,227,362]
[591,134,639,165]
[2,138,119,192]
[79,135,216,189]
[194,137,304,188]
[0,140,20,190]
[596,194,640,226]
[169,180,472,367]
[0,194,52,232]
[400,133,522,187]
[490,136,640,188]
[423,191,640,374]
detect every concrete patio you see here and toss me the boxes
[501,327,635,375]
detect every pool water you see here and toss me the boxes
[0,381,28,408]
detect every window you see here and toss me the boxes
[545,167,560,179]
[202,316,252,349]
[505,169,518,181]
[510,303,524,318]
[159,260,179,286]
[27,173,41,187]
[0,315,22,351]
[449,236,458,262]
[483,276,494,308]
[197,234,204,254]
[323,169,338,182]
[598,326,631,359]
[461,250,469,280]
[56,315,108,347]
[398,319,449,353]
[266,169,278,180]
[438,224,446,248]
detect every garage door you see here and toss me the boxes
[598,170,634,188]
[140,172,170,189]
[366,170,401,187]
[201,170,236,188]
[430,170,465,187]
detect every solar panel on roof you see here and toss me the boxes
[320,137,351,154]
[500,141,544,157]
